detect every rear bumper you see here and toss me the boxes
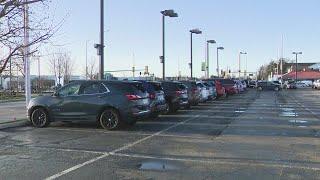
[151,103,168,114]
[132,110,151,116]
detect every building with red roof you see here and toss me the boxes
[282,70,320,80]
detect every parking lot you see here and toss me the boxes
[0,89,320,179]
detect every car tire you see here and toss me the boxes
[99,108,121,130]
[31,107,50,128]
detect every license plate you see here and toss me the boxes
[142,98,149,104]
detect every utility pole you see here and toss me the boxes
[190,32,193,79]
[9,48,12,91]
[99,0,104,80]
[37,56,41,94]
[85,40,88,80]
[293,52,302,83]
[24,0,31,107]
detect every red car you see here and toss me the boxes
[217,79,238,95]
[205,79,227,98]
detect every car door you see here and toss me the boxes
[51,82,84,120]
[77,82,110,120]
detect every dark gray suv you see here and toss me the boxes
[27,81,150,130]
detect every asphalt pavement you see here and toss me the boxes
[0,101,26,123]
[0,89,319,179]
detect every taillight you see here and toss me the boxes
[176,90,184,96]
[149,93,156,99]
[126,94,142,101]
[192,88,198,93]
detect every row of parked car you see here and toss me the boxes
[27,79,249,130]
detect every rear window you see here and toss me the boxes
[197,83,204,87]
[220,79,235,85]
[150,82,163,91]
[104,82,146,94]
[130,82,147,93]
[177,84,186,90]
[161,82,184,91]
[258,82,267,86]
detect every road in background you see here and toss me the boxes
[0,101,26,123]
[0,89,319,179]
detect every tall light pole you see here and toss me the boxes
[239,51,247,78]
[85,40,89,80]
[160,9,178,80]
[190,28,202,79]
[217,47,224,77]
[99,0,104,80]
[24,0,31,107]
[206,40,216,78]
[293,52,302,83]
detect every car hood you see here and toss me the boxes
[28,95,57,109]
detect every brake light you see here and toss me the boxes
[126,94,142,100]
[149,93,156,99]
[192,88,198,93]
[176,90,184,96]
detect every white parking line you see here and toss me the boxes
[44,115,200,180]
[110,115,200,154]
[45,153,110,180]
[112,152,320,171]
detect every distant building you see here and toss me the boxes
[284,62,319,73]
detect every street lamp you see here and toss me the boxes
[206,40,216,78]
[161,9,178,80]
[239,51,247,78]
[190,28,202,79]
[217,47,224,77]
[292,52,302,83]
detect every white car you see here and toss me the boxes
[296,82,308,88]
[196,82,209,102]
[313,79,320,89]
[301,80,313,87]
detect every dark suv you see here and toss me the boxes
[180,81,201,107]
[138,80,168,118]
[160,81,188,113]
[257,81,281,91]
[27,80,150,130]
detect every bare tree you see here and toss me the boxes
[85,57,98,80]
[49,50,73,85]
[0,0,61,75]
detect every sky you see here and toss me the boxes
[31,0,320,78]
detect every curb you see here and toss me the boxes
[0,119,30,130]
[0,99,25,104]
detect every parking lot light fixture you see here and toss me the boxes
[217,47,224,77]
[239,51,247,78]
[293,52,303,83]
[190,28,202,79]
[206,40,216,78]
[160,9,178,80]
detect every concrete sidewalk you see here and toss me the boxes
[0,101,27,125]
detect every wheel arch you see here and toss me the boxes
[97,105,121,121]
[28,105,51,121]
